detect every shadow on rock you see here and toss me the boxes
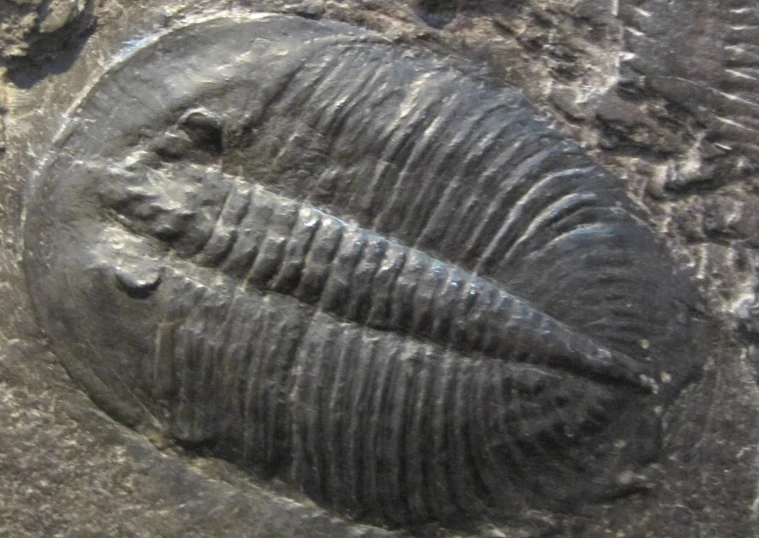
[1,0,96,89]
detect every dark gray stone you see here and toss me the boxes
[2,2,759,538]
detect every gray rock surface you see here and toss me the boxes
[2,1,758,537]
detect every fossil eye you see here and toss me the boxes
[114,267,162,299]
[148,109,224,162]
[23,13,708,531]
[178,109,223,154]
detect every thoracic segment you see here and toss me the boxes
[120,161,647,523]
[156,265,634,526]
[107,164,654,390]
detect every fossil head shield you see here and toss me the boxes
[22,13,709,529]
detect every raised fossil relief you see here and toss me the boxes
[23,13,707,529]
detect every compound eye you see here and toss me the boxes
[113,262,163,300]
[177,109,223,154]
[148,109,223,163]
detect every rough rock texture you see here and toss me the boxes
[0,0,95,85]
[1,1,758,537]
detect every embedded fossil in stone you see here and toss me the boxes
[23,13,706,528]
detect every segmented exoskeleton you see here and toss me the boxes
[24,14,705,528]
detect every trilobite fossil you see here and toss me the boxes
[23,13,707,528]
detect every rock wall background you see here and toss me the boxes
[1,1,758,536]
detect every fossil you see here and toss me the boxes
[23,13,706,528]
[619,1,759,187]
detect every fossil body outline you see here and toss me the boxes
[23,13,705,528]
